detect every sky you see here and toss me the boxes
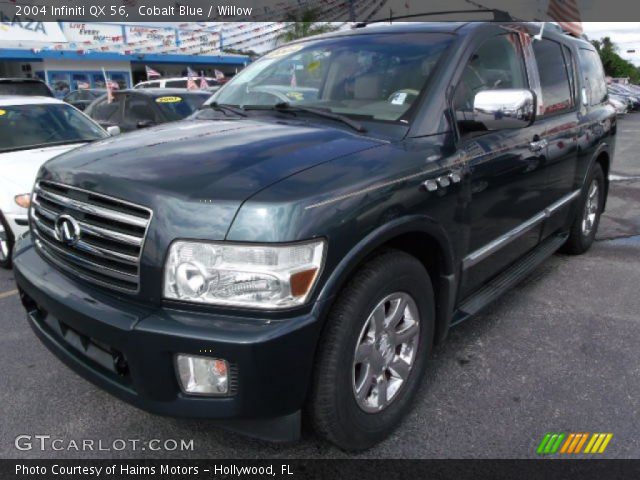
[583,23,640,66]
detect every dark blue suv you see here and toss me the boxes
[14,22,615,450]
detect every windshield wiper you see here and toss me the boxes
[246,102,366,133]
[207,102,247,117]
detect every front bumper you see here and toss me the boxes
[13,236,326,441]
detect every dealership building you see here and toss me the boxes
[0,20,253,97]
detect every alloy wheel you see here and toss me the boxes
[0,222,7,262]
[582,179,600,236]
[352,292,420,412]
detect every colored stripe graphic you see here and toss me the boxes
[540,433,613,455]
[584,433,614,454]
[537,433,565,454]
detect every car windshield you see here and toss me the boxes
[209,32,453,123]
[0,103,107,152]
[0,82,51,97]
[154,93,210,121]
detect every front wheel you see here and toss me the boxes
[0,212,14,269]
[562,163,605,255]
[307,250,435,451]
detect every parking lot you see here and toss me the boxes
[1,115,639,460]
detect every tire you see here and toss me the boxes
[0,211,14,269]
[562,163,605,255]
[307,249,435,451]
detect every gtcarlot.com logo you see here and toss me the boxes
[537,432,613,455]
[15,435,194,452]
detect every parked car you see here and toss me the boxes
[608,85,640,109]
[608,94,629,115]
[0,96,108,268]
[84,89,210,132]
[134,77,218,89]
[63,89,106,111]
[0,78,53,97]
[14,22,615,450]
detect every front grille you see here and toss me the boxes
[30,181,152,293]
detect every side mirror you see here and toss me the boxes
[106,125,121,136]
[136,120,155,129]
[473,89,536,130]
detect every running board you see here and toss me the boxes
[451,233,568,325]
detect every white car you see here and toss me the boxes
[134,77,219,89]
[0,96,110,268]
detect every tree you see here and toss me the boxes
[277,8,339,44]
[592,36,640,83]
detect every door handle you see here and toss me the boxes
[529,138,548,153]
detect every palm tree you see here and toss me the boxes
[277,8,340,44]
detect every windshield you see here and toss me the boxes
[0,103,107,152]
[154,93,210,121]
[0,82,52,97]
[210,32,453,123]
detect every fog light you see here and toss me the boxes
[175,354,229,395]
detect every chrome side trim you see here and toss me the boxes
[305,170,431,210]
[462,190,581,270]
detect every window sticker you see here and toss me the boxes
[286,91,304,101]
[307,60,321,72]
[156,96,182,103]
[390,92,408,105]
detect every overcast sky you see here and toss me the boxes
[583,22,640,66]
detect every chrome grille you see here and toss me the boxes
[30,181,152,293]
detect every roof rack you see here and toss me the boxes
[353,8,514,28]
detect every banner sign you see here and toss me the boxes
[62,22,124,45]
[0,11,66,42]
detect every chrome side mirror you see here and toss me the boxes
[106,125,121,136]
[473,89,536,130]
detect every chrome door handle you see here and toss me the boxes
[529,138,548,153]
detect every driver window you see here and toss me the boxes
[453,34,528,128]
[125,97,157,124]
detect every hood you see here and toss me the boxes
[1,143,86,191]
[39,118,382,241]
[0,143,86,214]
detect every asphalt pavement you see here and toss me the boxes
[1,116,639,459]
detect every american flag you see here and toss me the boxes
[547,0,583,37]
[199,72,209,89]
[145,65,161,79]
[187,67,198,90]
[503,24,532,57]
[102,68,116,103]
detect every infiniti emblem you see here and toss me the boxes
[54,215,81,245]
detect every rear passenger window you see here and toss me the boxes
[165,80,188,88]
[533,39,573,115]
[579,49,608,105]
[91,98,121,122]
[453,34,527,116]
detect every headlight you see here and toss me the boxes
[14,194,31,209]
[163,240,325,309]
